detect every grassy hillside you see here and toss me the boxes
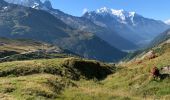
[0,58,114,100]
[123,29,170,62]
[0,38,61,53]
[0,38,76,62]
[58,41,170,99]
[0,42,169,100]
[0,36,169,100]
[149,29,170,48]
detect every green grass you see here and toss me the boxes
[0,74,72,100]
[0,56,169,100]
[58,43,170,100]
[0,42,169,100]
[0,38,77,63]
[0,37,50,53]
[0,57,114,100]
[58,53,170,100]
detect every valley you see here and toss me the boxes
[0,0,170,100]
[0,36,169,100]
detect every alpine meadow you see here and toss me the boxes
[0,0,170,100]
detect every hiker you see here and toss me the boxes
[151,66,160,79]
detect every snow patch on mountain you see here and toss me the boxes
[4,0,52,10]
[3,6,8,10]
[83,7,169,47]
[83,8,88,14]
[32,2,40,8]
[95,7,136,24]
[165,19,170,25]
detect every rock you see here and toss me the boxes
[161,66,170,74]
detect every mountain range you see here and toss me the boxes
[83,7,169,46]
[5,0,170,50]
[0,0,127,62]
[4,0,138,50]
[1,0,170,62]
[4,0,52,9]
[0,0,170,99]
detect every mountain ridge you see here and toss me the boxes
[7,0,169,50]
[4,0,139,50]
[0,0,127,62]
[83,7,169,46]
[149,29,170,47]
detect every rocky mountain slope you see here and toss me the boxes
[150,29,170,47]
[4,0,138,50]
[0,0,126,62]
[83,7,169,46]
[123,29,170,61]
[4,0,170,50]
[49,9,138,50]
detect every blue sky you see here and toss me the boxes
[49,0,170,21]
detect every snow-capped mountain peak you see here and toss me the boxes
[95,7,136,24]
[96,7,112,13]
[4,0,52,10]
[4,0,42,7]
[32,2,40,8]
